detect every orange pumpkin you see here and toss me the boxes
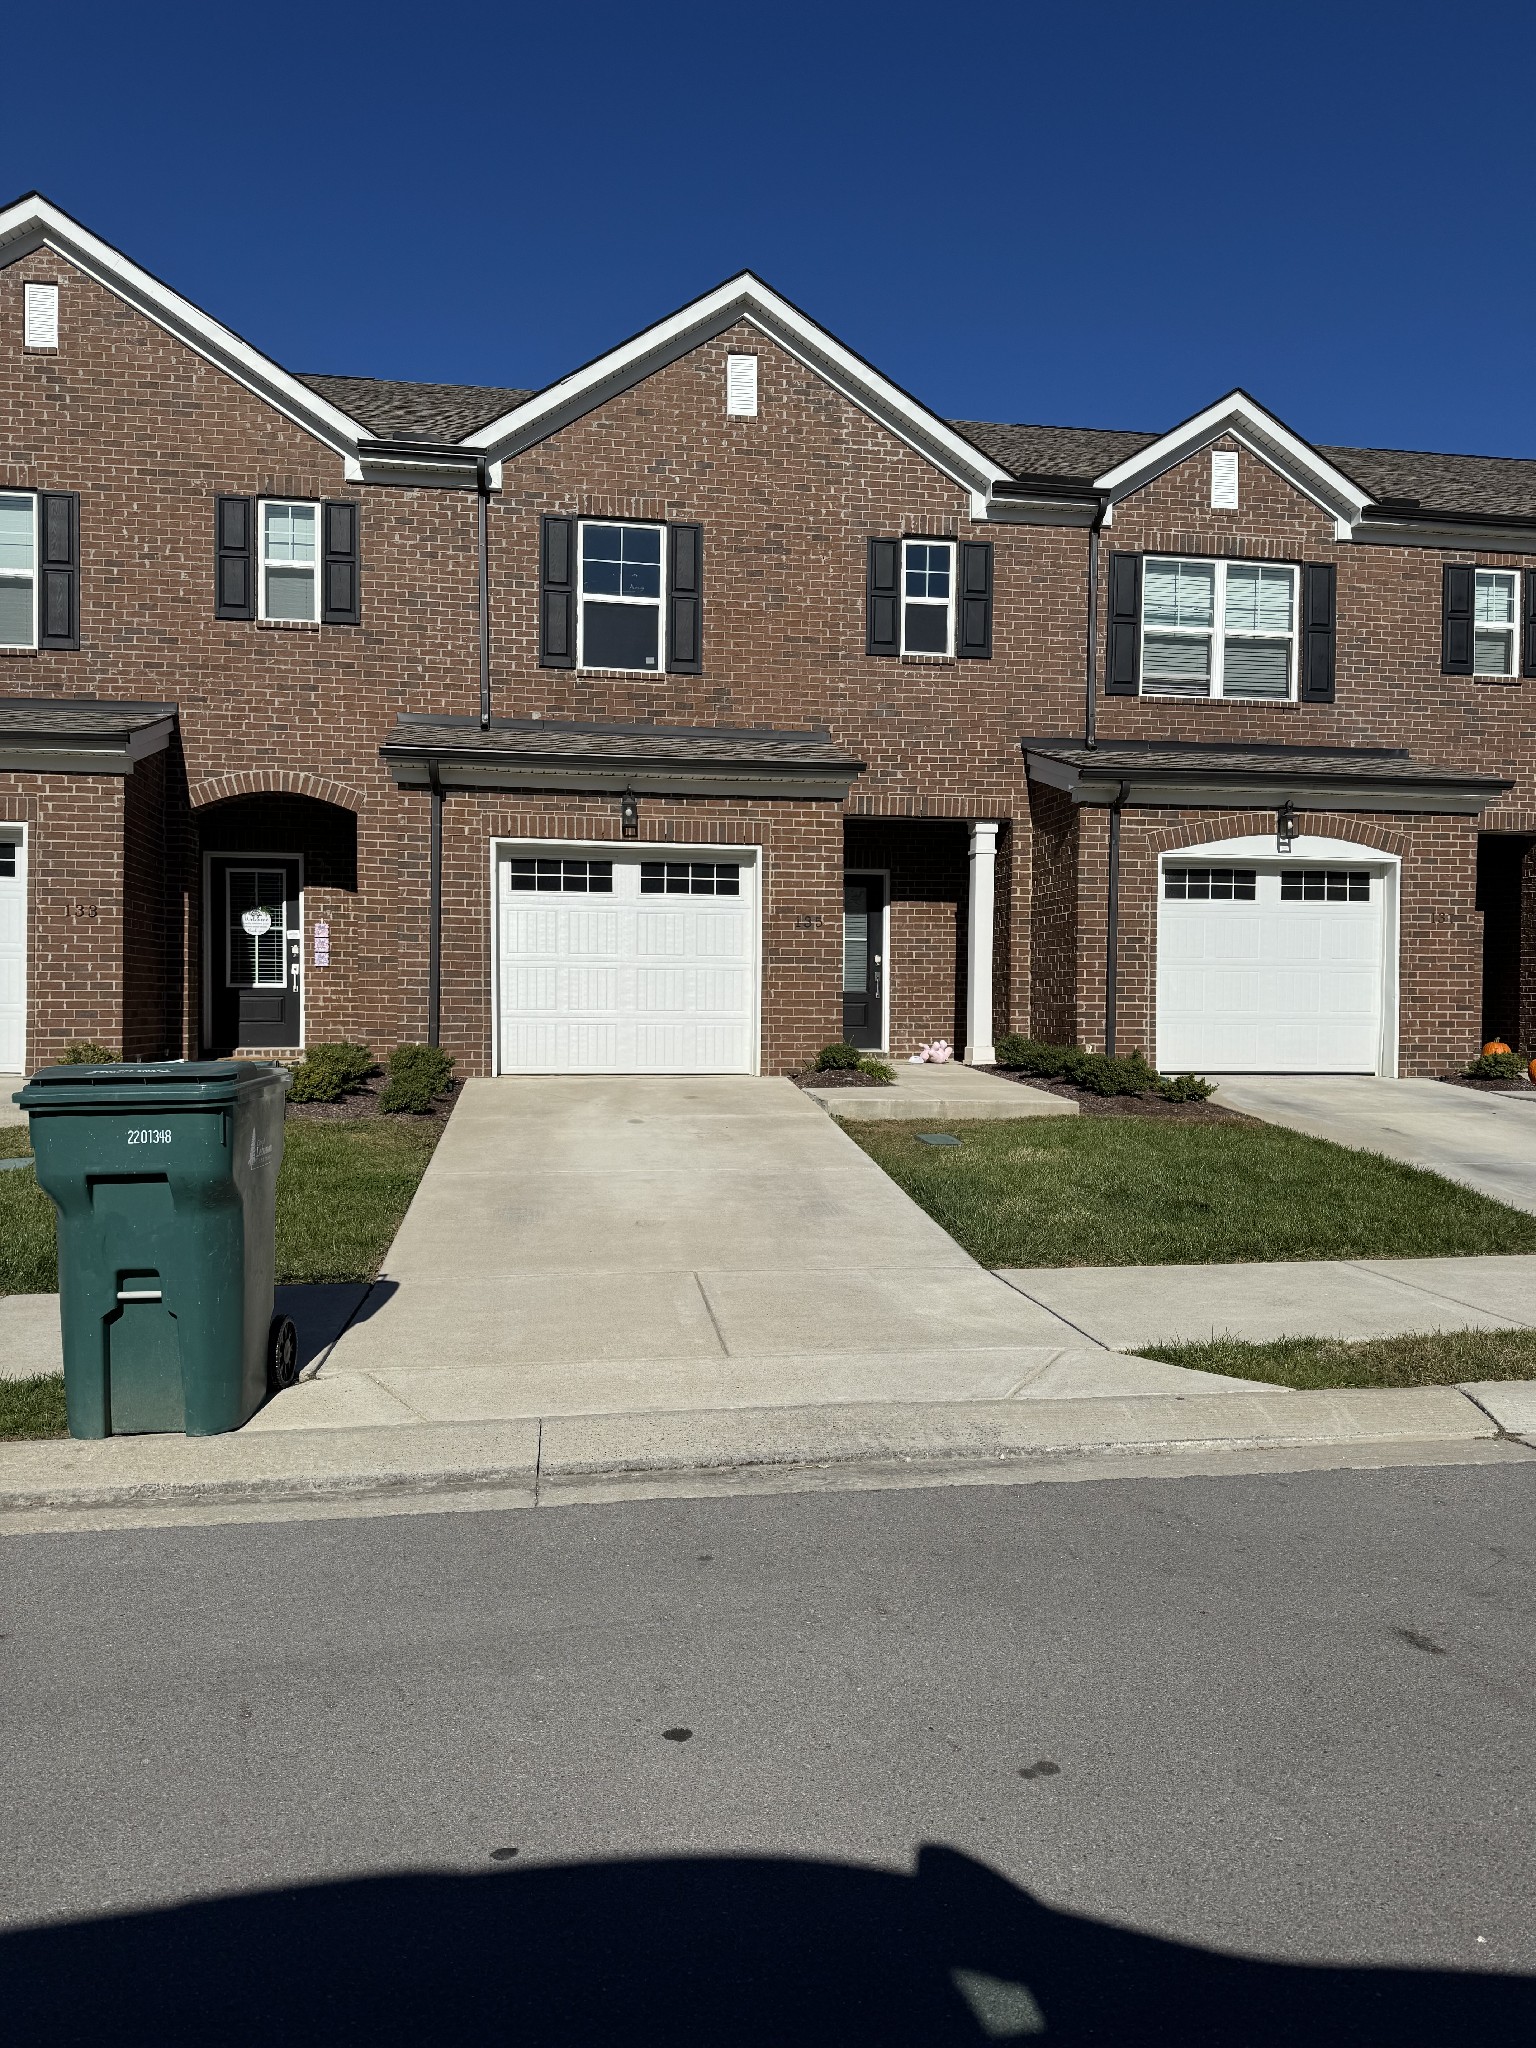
[1528,1057,1536,1086]
[1483,1040,1512,1056]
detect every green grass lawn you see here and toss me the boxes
[0,1116,441,1296]
[0,1374,69,1440]
[1141,1327,1536,1390]
[841,1115,1536,1269]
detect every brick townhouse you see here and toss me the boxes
[1,191,1533,1084]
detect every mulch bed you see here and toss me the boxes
[789,1069,893,1089]
[284,1072,462,1124]
[1439,1074,1536,1094]
[977,1068,1251,1122]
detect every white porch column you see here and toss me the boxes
[964,821,998,1065]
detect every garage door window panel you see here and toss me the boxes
[1164,868,1257,900]
[580,523,663,671]
[1143,557,1296,702]
[506,858,614,892]
[1280,869,1371,902]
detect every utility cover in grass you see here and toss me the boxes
[916,1133,962,1147]
[842,1115,1536,1269]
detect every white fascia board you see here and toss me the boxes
[462,275,1012,499]
[1092,391,1372,522]
[0,195,370,459]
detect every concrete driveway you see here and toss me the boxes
[312,1076,1246,1422]
[1214,1075,1536,1216]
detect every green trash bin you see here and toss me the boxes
[15,1061,297,1438]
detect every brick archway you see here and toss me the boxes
[189,768,366,815]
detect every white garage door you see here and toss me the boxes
[1157,863,1386,1074]
[0,832,23,1073]
[497,849,757,1074]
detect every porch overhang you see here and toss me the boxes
[1022,738,1512,816]
[0,697,177,774]
[381,716,865,801]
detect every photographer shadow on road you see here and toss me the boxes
[5,1842,1530,2045]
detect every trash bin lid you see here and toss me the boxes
[16,1060,291,1111]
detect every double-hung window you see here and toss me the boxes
[0,494,36,649]
[260,500,319,622]
[580,521,664,670]
[902,539,954,655]
[1474,570,1518,677]
[1142,556,1296,701]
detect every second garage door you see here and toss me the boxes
[1157,861,1388,1074]
[0,831,24,1073]
[497,848,757,1074]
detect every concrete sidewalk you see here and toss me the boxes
[799,1061,1075,1121]
[1,1384,1530,1529]
[312,1076,1237,1422]
[1214,1074,1536,1215]
[997,1254,1536,1350]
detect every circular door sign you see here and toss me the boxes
[241,908,273,937]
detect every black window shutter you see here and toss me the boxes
[1522,569,1536,678]
[215,495,255,620]
[957,541,993,658]
[1442,563,1474,675]
[1105,551,1141,694]
[37,491,79,650]
[866,538,899,656]
[540,515,575,668]
[321,500,361,624]
[667,523,703,673]
[1300,563,1336,702]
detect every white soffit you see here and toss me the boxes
[1093,390,1373,532]
[0,192,371,458]
[462,273,1012,499]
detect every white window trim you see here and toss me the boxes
[576,518,667,674]
[1155,834,1400,1078]
[1141,555,1298,703]
[900,537,955,658]
[1473,567,1520,679]
[0,491,39,652]
[257,498,320,624]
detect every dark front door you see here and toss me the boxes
[842,874,885,1049]
[207,855,302,1050]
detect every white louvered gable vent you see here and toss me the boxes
[726,353,758,417]
[1210,449,1239,508]
[24,282,59,351]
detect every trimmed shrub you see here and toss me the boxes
[812,1041,863,1072]
[288,1041,374,1105]
[1464,1049,1527,1081]
[1157,1072,1216,1103]
[1071,1051,1157,1097]
[993,1036,1067,1076]
[379,1043,455,1115]
[59,1043,117,1065]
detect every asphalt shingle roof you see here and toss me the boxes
[383,716,863,773]
[297,373,533,443]
[294,368,1536,521]
[1023,740,1511,794]
[0,697,176,740]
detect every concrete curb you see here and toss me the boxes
[0,1386,1510,1516]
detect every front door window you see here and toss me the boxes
[227,868,289,987]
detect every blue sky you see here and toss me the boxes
[5,1,1533,457]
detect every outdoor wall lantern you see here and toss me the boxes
[1276,800,1296,853]
[621,790,639,839]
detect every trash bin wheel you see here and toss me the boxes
[267,1314,299,1393]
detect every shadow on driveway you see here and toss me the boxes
[5,1843,1529,2044]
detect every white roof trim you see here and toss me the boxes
[462,273,1012,497]
[0,193,371,458]
[1092,390,1372,523]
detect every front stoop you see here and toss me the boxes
[801,1062,1074,1121]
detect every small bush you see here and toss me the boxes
[1157,1072,1216,1103]
[993,1036,1068,1076]
[288,1041,374,1104]
[856,1056,896,1082]
[1071,1051,1158,1097]
[59,1042,117,1066]
[1464,1050,1527,1081]
[379,1043,455,1115]
[812,1041,864,1072]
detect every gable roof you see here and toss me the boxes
[456,271,1013,500]
[0,191,372,458]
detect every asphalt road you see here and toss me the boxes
[2,1461,1534,2044]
